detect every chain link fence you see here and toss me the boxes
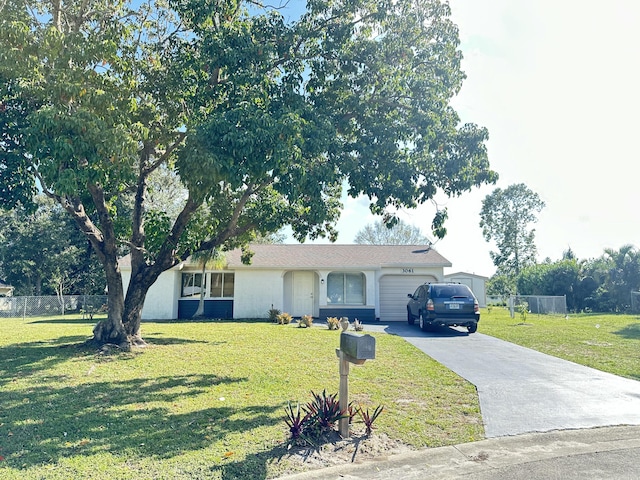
[509,295,567,317]
[0,295,108,319]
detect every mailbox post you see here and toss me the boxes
[337,331,376,438]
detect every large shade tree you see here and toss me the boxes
[0,0,497,348]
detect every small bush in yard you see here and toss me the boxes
[326,316,340,330]
[517,302,529,322]
[298,314,313,328]
[277,312,292,324]
[353,318,364,331]
[268,308,281,322]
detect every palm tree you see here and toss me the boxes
[602,245,640,311]
[190,248,227,318]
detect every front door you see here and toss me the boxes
[292,271,315,317]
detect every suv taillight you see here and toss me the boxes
[427,299,434,311]
[474,301,479,313]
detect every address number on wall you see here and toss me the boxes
[402,268,414,273]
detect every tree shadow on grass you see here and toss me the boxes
[0,332,229,388]
[0,369,288,472]
[213,444,292,480]
[140,335,217,346]
[0,339,291,478]
[0,339,96,387]
[28,317,101,325]
[612,323,640,340]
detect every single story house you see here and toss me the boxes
[443,271,488,307]
[121,244,452,322]
[0,280,14,297]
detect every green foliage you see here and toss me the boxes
[517,302,529,322]
[0,196,104,295]
[276,312,292,325]
[487,274,516,298]
[510,244,640,313]
[480,183,545,279]
[517,260,584,311]
[298,315,313,328]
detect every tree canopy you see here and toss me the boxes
[354,219,431,245]
[0,196,104,296]
[492,244,640,313]
[479,183,544,279]
[0,0,497,348]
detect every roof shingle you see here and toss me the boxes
[220,244,450,269]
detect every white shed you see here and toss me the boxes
[443,272,488,307]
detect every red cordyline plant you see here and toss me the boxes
[285,390,352,443]
[284,401,309,441]
[305,390,347,434]
[358,404,385,435]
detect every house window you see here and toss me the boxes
[327,272,365,305]
[181,273,203,298]
[209,272,235,298]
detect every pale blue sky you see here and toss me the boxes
[288,0,640,277]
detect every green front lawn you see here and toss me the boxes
[479,308,640,381]
[0,317,483,479]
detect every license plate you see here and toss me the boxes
[448,303,460,310]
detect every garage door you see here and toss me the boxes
[379,275,437,322]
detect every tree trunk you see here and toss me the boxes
[123,279,148,347]
[91,258,129,349]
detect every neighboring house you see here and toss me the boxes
[0,280,14,297]
[120,244,452,322]
[443,271,488,307]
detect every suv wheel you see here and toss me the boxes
[467,323,478,334]
[419,312,432,332]
[407,309,415,326]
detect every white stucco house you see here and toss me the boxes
[443,271,488,307]
[120,244,453,322]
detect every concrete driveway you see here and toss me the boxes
[376,323,640,437]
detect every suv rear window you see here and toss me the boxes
[431,285,473,299]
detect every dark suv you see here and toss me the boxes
[407,283,480,333]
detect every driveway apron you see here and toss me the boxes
[381,324,640,437]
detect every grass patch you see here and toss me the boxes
[0,316,483,479]
[480,308,640,381]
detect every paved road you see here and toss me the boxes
[278,425,640,480]
[374,323,640,437]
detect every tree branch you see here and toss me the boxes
[144,131,187,175]
[196,179,272,253]
[38,179,108,265]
